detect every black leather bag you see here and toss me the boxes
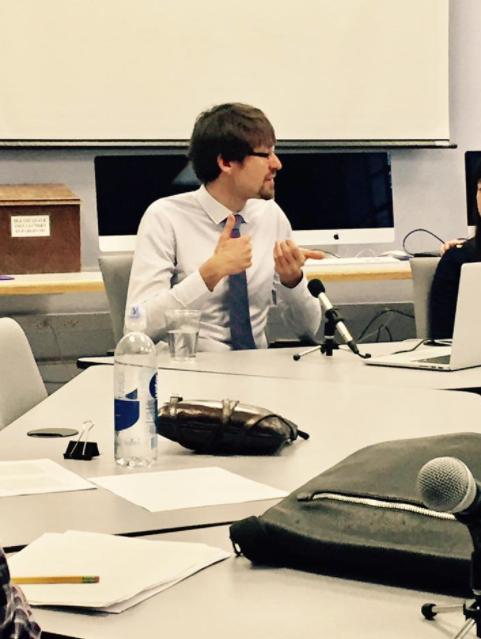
[157,395,309,455]
[229,433,480,595]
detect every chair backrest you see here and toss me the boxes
[99,253,134,344]
[0,318,48,430]
[410,257,441,339]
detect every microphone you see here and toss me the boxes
[418,457,481,614]
[307,278,362,356]
[417,456,481,520]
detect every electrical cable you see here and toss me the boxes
[40,319,76,388]
[319,250,341,258]
[392,339,428,354]
[402,228,446,255]
[376,325,393,342]
[357,308,414,344]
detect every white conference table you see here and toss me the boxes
[2,365,481,551]
[30,525,468,639]
[80,342,481,391]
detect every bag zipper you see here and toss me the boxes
[302,492,455,521]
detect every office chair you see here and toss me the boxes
[98,253,134,344]
[0,318,48,430]
[410,257,441,340]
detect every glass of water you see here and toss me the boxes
[165,309,201,360]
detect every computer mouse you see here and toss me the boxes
[378,250,410,260]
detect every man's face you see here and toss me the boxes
[233,146,282,201]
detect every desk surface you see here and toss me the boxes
[80,343,481,391]
[32,525,465,639]
[304,258,411,282]
[157,344,481,391]
[0,261,411,295]
[1,365,481,550]
[0,271,105,295]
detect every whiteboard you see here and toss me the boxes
[0,0,449,142]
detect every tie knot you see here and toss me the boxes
[228,214,243,238]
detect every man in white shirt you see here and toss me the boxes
[127,103,325,351]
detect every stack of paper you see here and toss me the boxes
[0,459,95,496]
[90,466,288,512]
[9,531,230,613]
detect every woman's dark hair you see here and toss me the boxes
[471,161,481,260]
[188,103,276,184]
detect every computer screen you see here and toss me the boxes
[465,151,481,230]
[95,151,395,251]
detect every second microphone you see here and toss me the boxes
[307,278,361,356]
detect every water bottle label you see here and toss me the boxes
[149,374,156,400]
[114,398,140,432]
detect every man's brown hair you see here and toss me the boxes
[189,103,276,184]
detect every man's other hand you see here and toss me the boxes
[200,214,252,291]
[275,239,325,288]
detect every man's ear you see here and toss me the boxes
[217,154,234,175]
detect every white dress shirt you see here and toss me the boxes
[126,185,321,351]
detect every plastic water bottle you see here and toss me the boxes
[114,305,158,467]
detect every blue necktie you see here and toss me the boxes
[227,215,257,350]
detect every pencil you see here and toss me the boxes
[12,575,100,585]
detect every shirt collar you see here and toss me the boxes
[196,185,252,225]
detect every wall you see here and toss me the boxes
[0,0,476,367]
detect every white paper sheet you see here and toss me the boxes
[90,467,287,512]
[9,530,230,613]
[0,459,95,496]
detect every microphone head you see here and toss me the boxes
[417,456,477,514]
[307,278,325,298]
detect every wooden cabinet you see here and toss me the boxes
[0,184,81,274]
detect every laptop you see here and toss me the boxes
[365,262,481,371]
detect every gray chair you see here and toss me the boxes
[410,257,441,339]
[99,253,134,344]
[0,317,48,430]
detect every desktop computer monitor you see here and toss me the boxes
[95,151,395,252]
[465,151,481,234]
[274,151,394,246]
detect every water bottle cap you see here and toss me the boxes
[125,305,147,332]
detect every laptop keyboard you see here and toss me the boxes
[418,355,451,365]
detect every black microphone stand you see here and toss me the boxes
[293,307,370,361]
[293,313,339,361]
[320,311,340,357]
[422,522,481,638]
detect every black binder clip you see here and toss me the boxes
[64,420,100,461]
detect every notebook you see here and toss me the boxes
[365,262,481,371]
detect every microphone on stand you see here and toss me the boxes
[417,457,481,639]
[306,279,370,359]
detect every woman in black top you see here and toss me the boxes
[430,168,481,339]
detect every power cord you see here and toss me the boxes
[391,338,452,355]
[375,324,393,342]
[391,339,428,354]
[320,250,341,258]
[40,319,76,389]
[401,228,467,257]
[357,308,414,344]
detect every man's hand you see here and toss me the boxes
[441,238,465,255]
[200,214,253,291]
[274,239,325,288]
